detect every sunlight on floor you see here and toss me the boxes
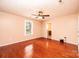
[24,44,33,57]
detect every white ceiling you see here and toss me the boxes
[0,0,78,19]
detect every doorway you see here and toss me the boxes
[46,22,52,39]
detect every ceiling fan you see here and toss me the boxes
[32,11,50,19]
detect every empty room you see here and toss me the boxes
[0,0,79,58]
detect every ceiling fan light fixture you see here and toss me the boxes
[38,16,43,19]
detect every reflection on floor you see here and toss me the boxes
[0,38,78,58]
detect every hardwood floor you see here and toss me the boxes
[0,38,78,58]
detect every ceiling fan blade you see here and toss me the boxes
[32,14,38,16]
[42,15,50,17]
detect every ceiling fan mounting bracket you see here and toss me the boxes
[59,0,62,3]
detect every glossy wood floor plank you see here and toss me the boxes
[0,38,78,58]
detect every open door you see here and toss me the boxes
[46,23,52,39]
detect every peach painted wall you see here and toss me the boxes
[78,13,79,52]
[42,14,78,45]
[0,12,42,46]
[0,11,78,46]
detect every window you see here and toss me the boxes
[25,20,33,35]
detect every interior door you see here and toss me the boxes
[46,23,52,39]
